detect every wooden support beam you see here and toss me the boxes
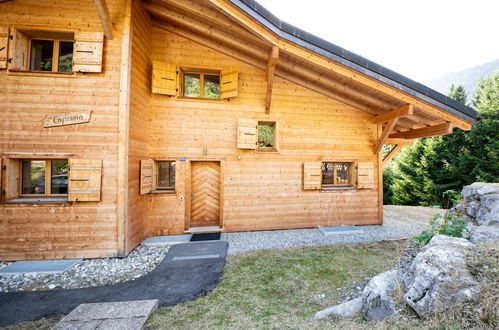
[265,46,279,113]
[373,104,414,123]
[386,138,414,145]
[389,122,454,139]
[383,145,403,168]
[93,0,113,40]
[374,118,398,154]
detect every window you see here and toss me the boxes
[29,38,73,72]
[182,69,221,99]
[20,160,68,196]
[321,162,353,187]
[156,161,176,191]
[257,121,276,149]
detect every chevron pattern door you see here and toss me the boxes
[190,161,221,227]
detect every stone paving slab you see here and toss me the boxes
[141,235,191,246]
[319,226,363,235]
[52,300,158,330]
[0,259,81,275]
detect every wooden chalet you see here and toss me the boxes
[0,0,478,260]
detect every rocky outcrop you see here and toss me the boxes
[361,270,401,321]
[453,182,499,226]
[470,225,499,244]
[403,235,480,318]
[313,297,362,320]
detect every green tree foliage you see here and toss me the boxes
[384,73,499,207]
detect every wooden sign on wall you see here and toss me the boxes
[44,110,92,128]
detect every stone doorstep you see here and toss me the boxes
[0,259,81,276]
[141,234,192,247]
[52,300,158,330]
[319,226,363,236]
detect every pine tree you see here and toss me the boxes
[385,73,499,207]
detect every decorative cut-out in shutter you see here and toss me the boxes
[140,159,153,195]
[73,32,104,72]
[237,119,257,149]
[68,159,102,201]
[0,27,8,69]
[5,158,20,199]
[151,61,177,95]
[303,162,322,190]
[221,67,238,99]
[356,162,374,189]
[9,29,28,71]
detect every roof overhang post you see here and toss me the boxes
[93,0,113,40]
[382,144,403,168]
[265,46,279,114]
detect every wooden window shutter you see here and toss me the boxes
[237,119,257,149]
[151,61,177,95]
[5,159,20,199]
[221,67,238,99]
[303,162,322,190]
[357,162,374,189]
[140,159,153,195]
[9,29,28,71]
[73,32,104,73]
[0,26,8,69]
[68,159,102,201]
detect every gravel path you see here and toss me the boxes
[225,205,446,254]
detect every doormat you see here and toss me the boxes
[190,233,221,241]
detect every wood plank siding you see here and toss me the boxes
[0,0,126,260]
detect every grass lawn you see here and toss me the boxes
[145,240,407,329]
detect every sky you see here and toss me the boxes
[256,0,499,83]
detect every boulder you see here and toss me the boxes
[461,182,499,202]
[470,226,499,244]
[466,201,480,218]
[476,194,499,225]
[403,235,479,318]
[361,269,401,322]
[313,297,362,320]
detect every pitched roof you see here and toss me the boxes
[231,0,478,123]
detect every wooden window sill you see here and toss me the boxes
[151,190,176,195]
[7,70,76,78]
[175,96,223,103]
[256,148,278,153]
[321,187,356,192]
[4,197,69,204]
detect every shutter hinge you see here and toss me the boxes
[9,35,13,40]
[176,88,178,92]
[1,165,6,170]
[7,58,12,63]
[176,71,179,74]
[1,189,5,195]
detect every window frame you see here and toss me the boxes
[27,37,73,73]
[256,120,278,152]
[321,161,355,188]
[18,159,68,197]
[154,160,176,192]
[180,68,221,100]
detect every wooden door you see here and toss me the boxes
[190,161,221,227]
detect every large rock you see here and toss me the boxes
[361,269,401,322]
[313,297,363,320]
[403,235,479,318]
[476,194,499,225]
[461,182,499,202]
[470,225,499,244]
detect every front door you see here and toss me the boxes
[190,161,221,227]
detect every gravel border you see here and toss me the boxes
[225,205,446,254]
[0,245,169,293]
